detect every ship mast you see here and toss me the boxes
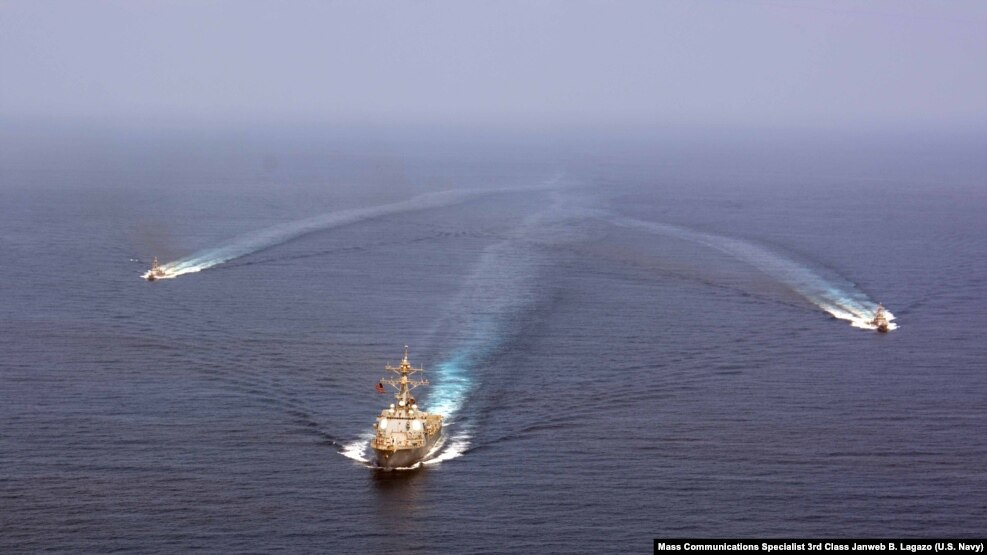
[381,345,428,406]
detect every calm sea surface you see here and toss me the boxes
[2,128,986,552]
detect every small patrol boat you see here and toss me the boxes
[870,304,889,333]
[145,257,167,281]
[371,347,443,469]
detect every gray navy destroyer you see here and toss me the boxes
[371,347,443,469]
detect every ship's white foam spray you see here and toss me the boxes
[340,432,375,464]
[612,216,897,331]
[341,428,471,469]
[140,185,554,281]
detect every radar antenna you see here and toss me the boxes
[380,345,428,406]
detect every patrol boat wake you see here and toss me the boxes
[371,347,443,469]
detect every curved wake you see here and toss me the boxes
[612,216,897,331]
[140,185,553,281]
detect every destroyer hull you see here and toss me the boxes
[372,430,442,469]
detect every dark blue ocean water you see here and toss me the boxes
[2,127,986,552]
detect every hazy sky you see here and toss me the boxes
[1,0,985,128]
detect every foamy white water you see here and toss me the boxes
[428,350,478,421]
[613,216,897,331]
[422,431,471,465]
[340,433,374,464]
[339,427,471,468]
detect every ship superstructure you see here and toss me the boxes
[145,257,166,281]
[370,347,443,468]
[870,304,890,333]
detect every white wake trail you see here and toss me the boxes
[414,193,579,464]
[140,185,556,281]
[613,216,897,331]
